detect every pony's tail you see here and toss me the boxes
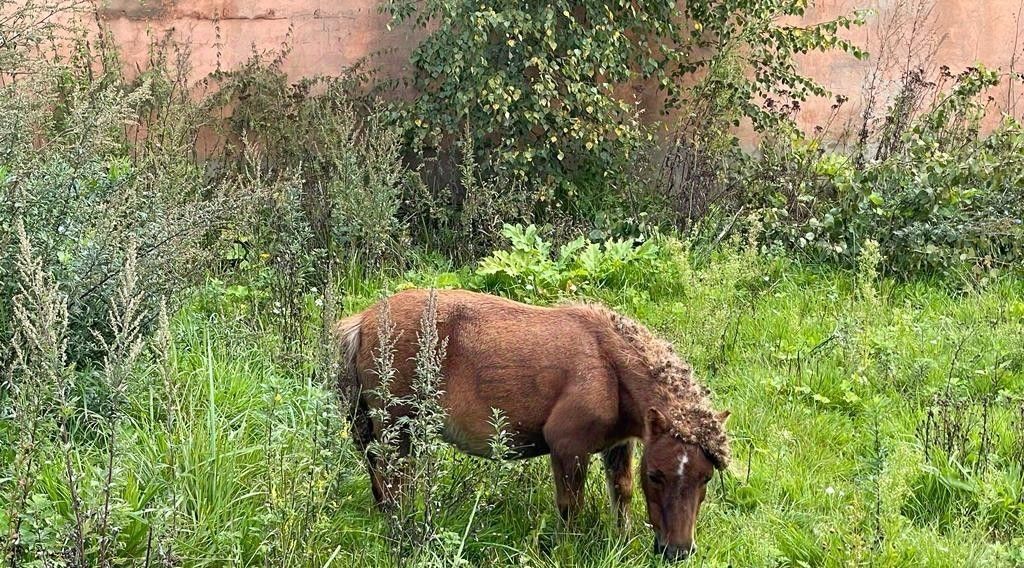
[333,313,363,394]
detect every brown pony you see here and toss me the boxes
[336,289,731,562]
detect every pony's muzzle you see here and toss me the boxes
[653,539,696,562]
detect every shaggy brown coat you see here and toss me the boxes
[336,288,730,560]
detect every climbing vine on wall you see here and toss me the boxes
[383,0,867,201]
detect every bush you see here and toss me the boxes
[210,47,411,269]
[384,0,663,193]
[0,41,245,369]
[170,40,414,367]
[402,130,534,261]
[472,223,683,301]
[744,67,1024,277]
[385,0,866,227]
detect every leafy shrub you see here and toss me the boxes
[384,0,663,193]
[746,66,1024,277]
[166,40,415,368]
[674,1,866,132]
[402,130,534,261]
[473,224,681,301]
[385,0,866,223]
[3,215,150,565]
[0,47,245,369]
[210,47,411,269]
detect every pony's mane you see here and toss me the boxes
[575,303,731,468]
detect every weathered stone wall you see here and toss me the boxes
[99,0,420,81]
[98,0,1024,141]
[794,0,1024,140]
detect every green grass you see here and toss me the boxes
[3,247,1023,566]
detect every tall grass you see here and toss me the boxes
[4,242,1022,566]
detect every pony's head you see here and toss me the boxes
[640,407,730,562]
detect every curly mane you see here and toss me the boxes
[578,304,731,468]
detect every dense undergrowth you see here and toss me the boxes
[5,236,1023,566]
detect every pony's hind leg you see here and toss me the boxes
[602,440,634,529]
[351,395,398,508]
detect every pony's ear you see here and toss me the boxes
[715,410,732,426]
[645,407,669,437]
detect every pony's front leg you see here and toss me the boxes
[544,382,616,522]
[602,440,634,530]
[550,451,590,521]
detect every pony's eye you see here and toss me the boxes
[646,471,664,484]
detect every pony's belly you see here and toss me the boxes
[441,422,492,456]
[507,436,550,459]
[442,420,549,459]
